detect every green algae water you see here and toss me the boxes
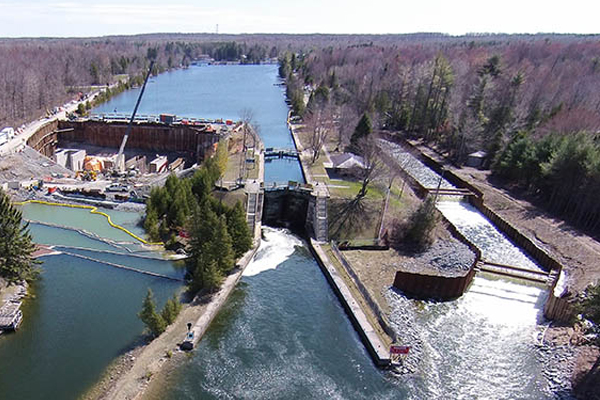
[0,206,182,400]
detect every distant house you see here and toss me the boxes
[324,152,365,175]
[466,151,487,168]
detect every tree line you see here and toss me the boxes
[144,143,252,294]
[280,37,600,235]
[0,36,291,129]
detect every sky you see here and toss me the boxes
[0,0,598,38]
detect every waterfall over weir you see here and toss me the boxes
[379,138,558,398]
[436,200,543,272]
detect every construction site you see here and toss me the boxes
[0,62,259,207]
[0,114,240,204]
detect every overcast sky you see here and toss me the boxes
[0,0,598,37]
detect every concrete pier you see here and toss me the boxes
[310,239,390,367]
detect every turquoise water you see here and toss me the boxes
[0,207,182,400]
[94,64,304,184]
[21,202,145,243]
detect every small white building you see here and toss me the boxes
[324,153,366,175]
[466,151,488,169]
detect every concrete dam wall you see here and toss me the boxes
[27,119,223,164]
[261,184,329,242]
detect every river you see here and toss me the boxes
[94,64,303,184]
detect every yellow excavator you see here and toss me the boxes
[76,170,97,181]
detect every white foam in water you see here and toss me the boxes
[465,277,545,326]
[243,227,303,276]
[436,201,542,271]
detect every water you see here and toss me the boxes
[379,137,542,271]
[0,206,182,400]
[377,137,551,397]
[436,201,542,271]
[387,277,550,400]
[151,228,405,400]
[0,65,555,399]
[94,64,304,184]
[21,202,146,243]
[379,140,455,189]
[94,64,553,398]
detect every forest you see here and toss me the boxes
[144,142,252,294]
[279,35,600,234]
[3,33,600,233]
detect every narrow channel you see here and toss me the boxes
[380,139,554,398]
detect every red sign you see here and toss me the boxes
[390,345,410,355]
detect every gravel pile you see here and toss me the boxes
[0,146,71,183]
[399,239,475,277]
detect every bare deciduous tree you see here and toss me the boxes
[304,105,334,164]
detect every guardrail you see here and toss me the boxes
[331,241,397,341]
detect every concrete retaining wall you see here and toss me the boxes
[331,242,396,341]
[262,188,310,232]
[310,240,391,367]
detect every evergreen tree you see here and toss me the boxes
[138,288,166,337]
[227,201,253,258]
[211,214,235,274]
[191,258,222,293]
[143,206,160,241]
[0,189,39,283]
[190,168,213,203]
[349,113,372,154]
[161,294,182,325]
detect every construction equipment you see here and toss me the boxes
[75,170,97,181]
[115,60,155,173]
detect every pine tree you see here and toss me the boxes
[227,201,253,258]
[191,257,222,293]
[161,294,182,325]
[138,288,166,337]
[143,207,160,241]
[0,189,39,283]
[349,113,372,154]
[211,214,235,274]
